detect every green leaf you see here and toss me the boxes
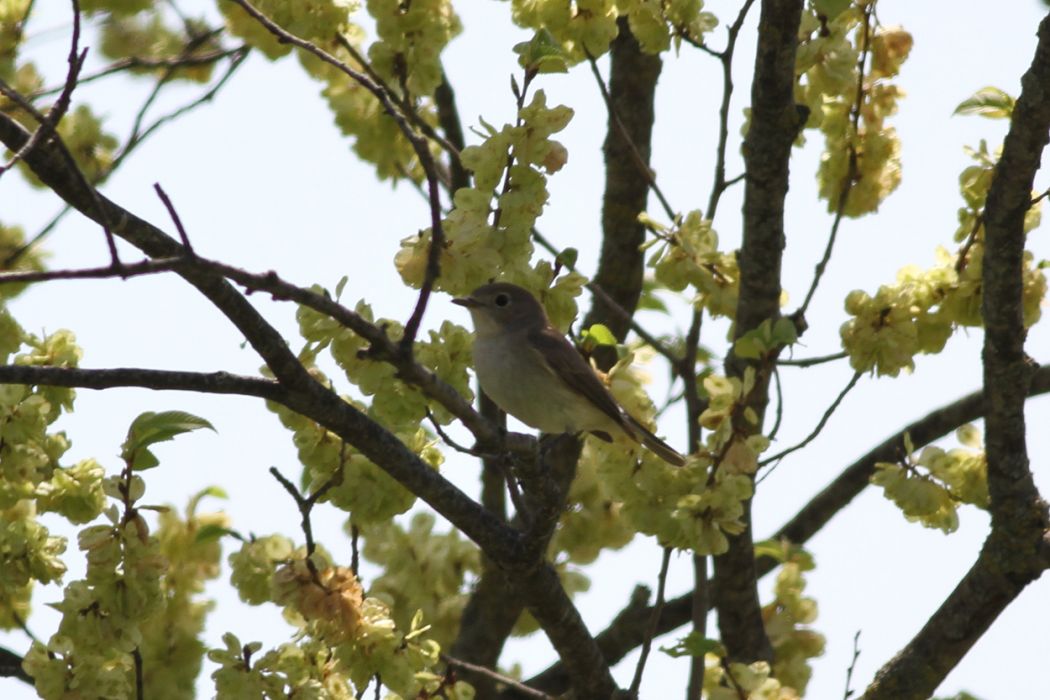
[661,633,725,659]
[772,317,799,345]
[477,115,498,136]
[555,247,578,271]
[733,317,797,359]
[637,211,669,234]
[199,485,229,500]
[583,324,618,346]
[753,538,789,563]
[513,29,569,74]
[753,539,816,569]
[813,0,851,19]
[121,410,215,470]
[334,275,349,301]
[132,449,160,471]
[188,485,229,516]
[194,524,241,544]
[953,87,1015,119]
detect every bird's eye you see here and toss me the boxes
[494,293,510,307]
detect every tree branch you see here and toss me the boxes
[0,644,32,684]
[224,0,447,350]
[797,4,873,318]
[706,0,758,221]
[864,10,1050,698]
[516,564,618,700]
[0,111,314,390]
[716,0,804,664]
[0,365,284,400]
[0,106,536,589]
[583,18,664,370]
[524,364,1050,694]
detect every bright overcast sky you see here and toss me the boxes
[4,1,1050,698]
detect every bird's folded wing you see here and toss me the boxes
[527,326,632,434]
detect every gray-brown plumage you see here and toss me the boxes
[453,282,686,466]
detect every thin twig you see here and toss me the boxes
[9,610,39,645]
[500,457,529,525]
[226,0,447,351]
[629,546,673,696]
[269,465,338,587]
[335,34,461,169]
[767,365,784,441]
[758,370,863,471]
[686,553,708,700]
[1,206,70,267]
[843,630,862,699]
[777,351,848,367]
[706,0,758,220]
[586,52,676,222]
[0,2,120,266]
[589,282,682,367]
[425,408,513,467]
[350,523,360,578]
[0,257,184,284]
[678,32,723,58]
[112,47,248,171]
[153,183,195,254]
[443,655,554,699]
[30,47,240,99]
[132,647,144,700]
[798,4,873,317]
[2,48,245,269]
[0,0,85,178]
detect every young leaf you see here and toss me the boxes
[953,87,1015,119]
[661,632,726,658]
[582,324,618,346]
[121,410,215,470]
[555,247,579,271]
[195,524,241,544]
[513,29,569,74]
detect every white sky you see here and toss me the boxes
[4,1,1050,698]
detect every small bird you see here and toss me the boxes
[452,282,686,466]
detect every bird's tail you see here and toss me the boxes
[624,414,687,467]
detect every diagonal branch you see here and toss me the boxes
[0,110,315,390]
[225,0,446,350]
[29,48,245,99]
[0,248,526,458]
[864,10,1050,699]
[0,107,532,574]
[524,364,1050,695]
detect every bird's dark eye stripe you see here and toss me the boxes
[495,294,509,307]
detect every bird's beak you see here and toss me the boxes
[452,296,481,308]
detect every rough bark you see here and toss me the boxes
[584,17,663,370]
[715,0,804,665]
[864,11,1050,699]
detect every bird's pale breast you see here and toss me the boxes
[472,330,620,436]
